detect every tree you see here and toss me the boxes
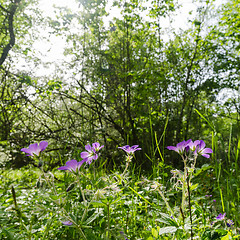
[0,0,22,65]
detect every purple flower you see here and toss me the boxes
[58,159,84,173]
[21,141,48,157]
[120,231,129,240]
[227,219,234,227]
[62,221,73,226]
[187,140,200,151]
[92,142,104,152]
[118,145,141,155]
[166,139,192,155]
[194,140,213,158]
[81,142,104,164]
[216,213,226,220]
[167,139,213,158]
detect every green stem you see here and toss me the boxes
[39,157,57,195]
[107,203,110,240]
[181,156,188,215]
[187,169,193,240]
[122,155,132,176]
[189,155,198,184]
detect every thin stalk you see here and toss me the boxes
[181,156,188,215]
[122,155,132,176]
[81,197,95,222]
[189,155,197,183]
[11,186,23,223]
[217,162,225,212]
[235,139,240,177]
[228,123,232,164]
[187,169,193,240]
[154,131,165,182]
[149,107,155,161]
[107,203,110,240]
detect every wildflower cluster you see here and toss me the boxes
[167,139,213,158]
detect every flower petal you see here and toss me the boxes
[21,148,33,156]
[92,142,100,149]
[78,159,85,168]
[66,160,78,170]
[199,140,206,150]
[39,141,48,151]
[81,152,89,159]
[28,143,38,152]
[85,144,92,152]
[166,146,177,151]
[202,148,213,154]
[118,145,129,150]
[62,221,73,226]
[131,145,139,149]
[58,159,83,172]
[58,166,70,171]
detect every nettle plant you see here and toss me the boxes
[9,139,238,239]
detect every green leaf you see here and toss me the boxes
[84,211,101,225]
[221,231,231,240]
[152,228,158,238]
[194,164,213,177]
[190,183,198,191]
[158,226,177,235]
[90,201,106,208]
[147,237,154,240]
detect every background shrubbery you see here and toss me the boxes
[0,0,239,170]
